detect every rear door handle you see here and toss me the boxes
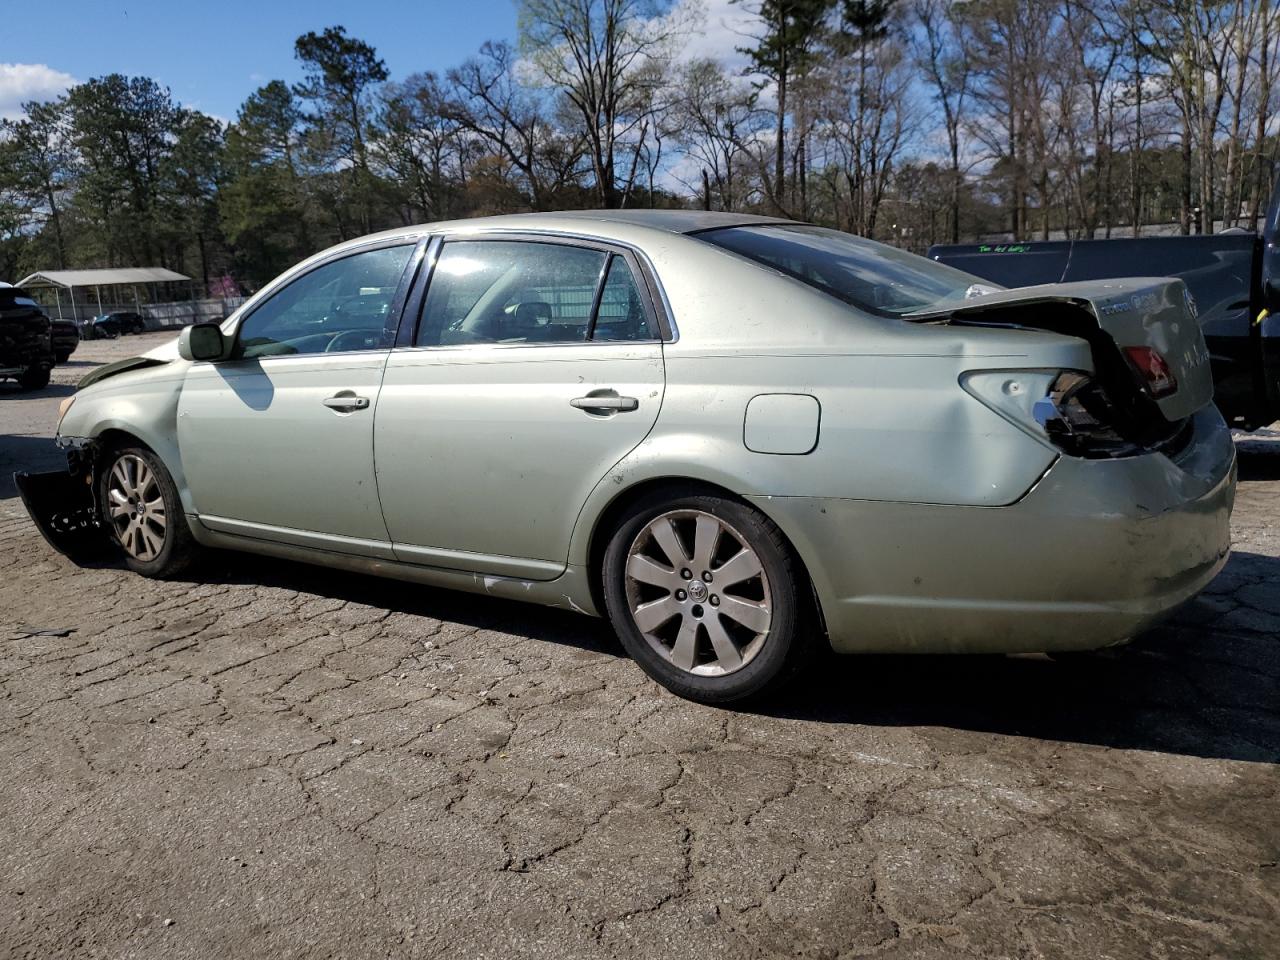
[323,395,370,411]
[570,394,639,413]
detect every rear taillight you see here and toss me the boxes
[1032,372,1138,457]
[1123,346,1177,398]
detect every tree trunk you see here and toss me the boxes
[44,180,66,270]
[1247,5,1275,227]
[1180,112,1193,235]
[1130,21,1143,238]
[775,70,787,215]
[950,148,961,244]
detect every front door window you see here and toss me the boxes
[236,244,414,359]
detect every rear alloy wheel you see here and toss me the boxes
[99,446,198,577]
[603,490,813,703]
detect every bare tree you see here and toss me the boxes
[672,59,771,211]
[517,0,682,207]
[912,0,970,243]
[445,41,586,210]
[370,74,467,223]
[1246,2,1280,227]
[733,0,832,216]
[821,6,915,236]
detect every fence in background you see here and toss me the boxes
[43,297,247,327]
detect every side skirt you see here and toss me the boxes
[191,518,602,618]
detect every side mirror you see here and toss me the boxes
[1263,274,1280,314]
[178,322,227,362]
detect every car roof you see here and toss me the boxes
[511,210,792,232]
[354,210,795,247]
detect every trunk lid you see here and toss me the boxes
[905,277,1214,423]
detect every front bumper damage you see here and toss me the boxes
[14,440,112,563]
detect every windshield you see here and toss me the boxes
[696,223,990,317]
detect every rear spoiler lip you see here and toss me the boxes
[901,277,1179,323]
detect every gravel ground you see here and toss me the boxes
[1,334,1278,959]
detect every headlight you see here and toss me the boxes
[57,395,75,426]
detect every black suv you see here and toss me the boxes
[0,285,54,390]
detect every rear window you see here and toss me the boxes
[696,224,988,317]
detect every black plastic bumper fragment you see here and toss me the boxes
[14,468,113,563]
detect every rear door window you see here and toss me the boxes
[415,240,654,346]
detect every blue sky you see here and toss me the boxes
[0,0,750,122]
[0,0,527,121]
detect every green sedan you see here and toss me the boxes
[23,212,1235,703]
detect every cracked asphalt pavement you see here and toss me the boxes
[2,335,1278,959]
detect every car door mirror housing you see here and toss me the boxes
[1263,273,1280,314]
[178,322,227,362]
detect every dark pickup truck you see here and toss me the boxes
[930,181,1280,430]
[0,283,54,390]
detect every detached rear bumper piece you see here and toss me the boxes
[14,467,112,563]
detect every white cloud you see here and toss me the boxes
[0,63,76,120]
[673,0,760,70]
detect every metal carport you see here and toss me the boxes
[16,267,192,321]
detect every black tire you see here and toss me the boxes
[18,366,50,390]
[55,352,71,364]
[602,486,816,704]
[98,443,200,578]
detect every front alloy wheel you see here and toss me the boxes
[99,445,198,577]
[106,454,168,561]
[603,489,813,704]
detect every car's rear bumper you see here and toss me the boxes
[752,405,1236,654]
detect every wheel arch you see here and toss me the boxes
[580,474,828,640]
[82,417,195,516]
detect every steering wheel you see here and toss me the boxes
[325,330,379,352]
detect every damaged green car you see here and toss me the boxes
[18,212,1236,703]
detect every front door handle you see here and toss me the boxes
[570,393,639,413]
[323,394,370,411]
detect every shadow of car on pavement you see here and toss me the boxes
[12,440,1278,765]
[751,552,1279,766]
[125,543,1277,767]
[0,381,76,400]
